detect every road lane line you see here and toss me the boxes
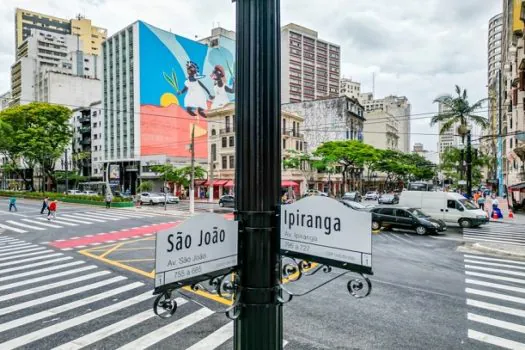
[468,329,525,349]
[0,224,27,233]
[0,291,153,349]
[463,233,525,242]
[0,238,19,243]
[0,248,50,260]
[465,271,525,284]
[0,270,111,302]
[466,288,525,305]
[0,246,45,257]
[5,220,45,231]
[185,322,233,350]
[0,265,97,292]
[468,313,525,334]
[36,217,78,226]
[52,216,93,225]
[388,233,415,244]
[467,299,525,318]
[52,297,187,350]
[0,256,73,275]
[0,276,127,317]
[117,308,214,350]
[0,282,144,333]
[77,212,119,221]
[63,214,107,223]
[0,243,33,252]
[20,219,63,229]
[87,212,132,220]
[466,278,525,294]
[465,265,525,277]
[463,236,525,246]
[464,254,525,265]
[0,260,84,282]
[464,259,525,271]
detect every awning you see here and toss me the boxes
[281,180,299,188]
[194,180,207,186]
[224,180,235,188]
[202,180,228,186]
[509,182,525,191]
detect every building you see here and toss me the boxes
[412,142,437,164]
[102,21,235,193]
[436,101,461,164]
[281,23,341,103]
[339,78,361,99]
[198,26,236,46]
[281,96,365,151]
[362,110,399,150]
[15,9,107,57]
[488,14,503,83]
[0,91,11,111]
[359,93,411,153]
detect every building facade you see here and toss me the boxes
[363,110,400,150]
[488,14,503,83]
[0,91,11,111]
[339,78,361,99]
[436,101,461,165]
[281,96,365,151]
[281,23,341,103]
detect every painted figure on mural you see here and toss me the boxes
[210,65,234,109]
[178,61,214,117]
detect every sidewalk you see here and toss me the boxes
[472,242,525,258]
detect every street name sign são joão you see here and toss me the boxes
[281,196,372,274]
[154,213,238,290]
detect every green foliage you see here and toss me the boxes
[150,164,206,188]
[137,181,154,192]
[314,140,378,170]
[0,191,132,203]
[439,147,490,185]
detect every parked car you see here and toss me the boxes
[219,195,235,208]
[304,189,328,197]
[378,194,399,204]
[166,194,180,204]
[364,191,378,200]
[342,191,361,202]
[67,190,82,195]
[370,207,447,235]
[81,190,98,196]
[139,192,165,205]
[340,200,372,212]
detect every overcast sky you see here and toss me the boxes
[0,0,500,155]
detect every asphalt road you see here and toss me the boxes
[0,198,523,349]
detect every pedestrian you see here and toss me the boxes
[8,197,17,212]
[477,195,485,211]
[40,196,49,215]
[105,192,113,209]
[48,200,57,220]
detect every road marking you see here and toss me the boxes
[115,258,155,263]
[71,213,111,222]
[100,243,123,259]
[464,236,525,246]
[54,216,93,225]
[468,313,525,334]
[117,307,214,350]
[464,259,525,271]
[0,256,73,275]
[463,232,525,242]
[37,217,78,226]
[0,245,44,257]
[0,223,27,233]
[88,212,130,220]
[186,322,233,350]
[5,220,46,231]
[465,265,525,277]
[62,213,106,223]
[52,297,188,350]
[0,248,50,261]
[20,218,62,228]
[0,276,127,317]
[0,270,111,302]
[0,243,33,252]
[0,291,153,349]
[466,288,525,305]
[388,233,415,245]
[466,271,525,284]
[468,329,525,349]
[467,299,525,318]
[0,238,19,243]
[0,265,97,292]
[0,260,84,282]
[466,278,525,294]
[0,281,144,333]
[0,252,61,268]
[79,249,154,279]
[464,254,525,266]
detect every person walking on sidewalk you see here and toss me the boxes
[47,200,57,220]
[105,192,113,209]
[40,196,49,215]
[477,195,485,211]
[8,197,17,212]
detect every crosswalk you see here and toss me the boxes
[0,209,170,234]
[464,223,525,246]
[0,235,275,349]
[464,253,525,348]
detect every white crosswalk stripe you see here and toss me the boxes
[464,253,525,348]
[0,223,27,233]
[464,224,525,246]
[0,238,292,349]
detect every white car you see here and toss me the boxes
[365,191,378,200]
[67,190,82,195]
[140,192,165,205]
[82,190,98,196]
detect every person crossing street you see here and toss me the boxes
[40,196,49,215]
[8,197,17,212]
[47,200,57,220]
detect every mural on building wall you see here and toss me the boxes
[139,21,235,158]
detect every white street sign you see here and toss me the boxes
[155,214,238,288]
[280,196,372,272]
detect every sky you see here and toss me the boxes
[0,0,501,156]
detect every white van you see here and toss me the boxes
[399,191,488,228]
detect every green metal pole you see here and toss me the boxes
[234,0,283,349]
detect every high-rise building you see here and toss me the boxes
[281,23,341,103]
[15,9,107,58]
[437,101,460,164]
[339,78,361,99]
[488,14,503,84]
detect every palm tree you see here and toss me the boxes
[430,85,489,143]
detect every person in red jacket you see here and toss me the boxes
[48,200,57,220]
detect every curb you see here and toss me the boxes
[471,242,525,258]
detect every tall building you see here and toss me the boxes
[0,91,11,111]
[437,101,460,161]
[362,110,399,151]
[281,23,341,103]
[488,14,503,83]
[359,93,411,153]
[103,21,235,193]
[15,9,107,58]
[339,78,361,99]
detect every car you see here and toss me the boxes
[342,191,361,202]
[139,192,165,205]
[364,191,378,200]
[81,190,98,196]
[304,189,328,197]
[166,194,180,204]
[370,206,447,235]
[340,200,372,211]
[67,190,82,195]
[378,194,399,204]
[114,191,132,200]
[219,195,235,208]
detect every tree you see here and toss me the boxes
[150,164,206,188]
[137,180,153,192]
[439,147,490,186]
[0,103,73,190]
[430,85,489,143]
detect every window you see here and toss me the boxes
[225,116,231,132]
[379,208,394,216]
[447,200,457,209]
[229,136,234,147]
[211,129,216,136]
[229,156,234,169]
[283,139,286,149]
[211,144,217,161]
[222,137,227,148]
[296,140,299,150]
[222,156,228,169]
[395,210,411,218]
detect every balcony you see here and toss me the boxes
[78,115,90,123]
[81,139,91,146]
[80,126,91,134]
[219,127,235,135]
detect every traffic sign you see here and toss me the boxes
[280,196,372,274]
[154,214,238,290]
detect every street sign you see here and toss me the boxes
[154,214,238,290]
[280,196,372,274]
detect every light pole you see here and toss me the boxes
[466,130,473,198]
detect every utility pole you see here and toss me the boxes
[234,0,282,349]
[497,68,504,197]
[209,159,214,204]
[189,124,195,214]
[466,130,472,198]
[65,149,69,193]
